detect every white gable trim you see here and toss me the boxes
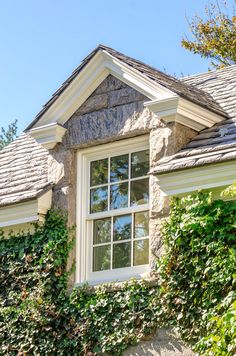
[30,49,175,130]
[155,161,236,196]
[0,190,52,228]
[145,97,225,132]
[29,123,67,149]
[27,48,226,148]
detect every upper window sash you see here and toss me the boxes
[82,136,149,220]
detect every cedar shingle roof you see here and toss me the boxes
[26,45,228,130]
[0,133,51,207]
[154,65,236,174]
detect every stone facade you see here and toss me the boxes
[38,74,198,355]
[124,329,195,356]
[49,74,197,286]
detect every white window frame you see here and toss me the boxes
[76,135,150,285]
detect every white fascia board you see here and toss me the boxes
[156,161,236,196]
[0,190,52,228]
[38,190,52,215]
[30,50,176,130]
[145,97,225,132]
[29,123,67,149]
[102,51,174,100]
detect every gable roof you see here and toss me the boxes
[26,45,227,130]
[1,46,235,209]
[0,133,52,207]
[153,65,236,174]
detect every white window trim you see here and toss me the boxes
[76,135,150,285]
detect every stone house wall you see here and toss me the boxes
[49,74,197,285]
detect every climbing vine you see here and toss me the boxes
[158,191,236,354]
[0,190,236,355]
[0,211,161,355]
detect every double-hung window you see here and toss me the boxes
[77,136,150,284]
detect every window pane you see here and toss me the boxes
[134,211,149,238]
[110,154,129,182]
[110,182,128,210]
[131,178,149,206]
[90,186,108,213]
[133,239,149,266]
[94,218,111,244]
[93,245,111,271]
[90,159,108,186]
[113,242,131,269]
[113,214,131,241]
[131,150,149,178]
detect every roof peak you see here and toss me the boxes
[25,45,228,131]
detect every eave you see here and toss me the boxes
[145,97,225,132]
[0,190,52,228]
[153,161,236,196]
[26,47,228,147]
[29,123,67,149]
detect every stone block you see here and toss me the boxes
[108,87,146,107]
[65,102,157,149]
[75,93,108,115]
[93,74,127,94]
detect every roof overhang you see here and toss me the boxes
[145,97,225,132]
[29,49,174,130]
[153,161,236,196]
[0,190,52,228]
[29,123,67,149]
[26,48,226,147]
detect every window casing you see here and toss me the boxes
[76,136,150,284]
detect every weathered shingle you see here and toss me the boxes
[0,133,52,206]
[2,47,236,208]
[26,45,228,130]
[154,65,236,174]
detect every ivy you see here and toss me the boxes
[0,211,161,355]
[0,191,236,355]
[158,192,236,354]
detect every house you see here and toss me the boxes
[0,45,235,288]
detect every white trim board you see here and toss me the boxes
[28,48,227,131]
[30,50,174,129]
[0,190,52,228]
[156,161,236,196]
[145,97,225,132]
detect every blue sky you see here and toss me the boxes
[0,0,214,133]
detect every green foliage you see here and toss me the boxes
[1,191,236,355]
[196,291,236,355]
[158,192,236,354]
[221,182,236,198]
[0,211,161,355]
[182,1,236,68]
[0,119,18,150]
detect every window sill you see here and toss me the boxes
[74,271,159,292]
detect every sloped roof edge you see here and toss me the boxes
[25,45,228,131]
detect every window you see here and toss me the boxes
[77,136,150,284]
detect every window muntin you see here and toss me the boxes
[89,149,149,214]
[92,211,149,272]
[89,149,149,273]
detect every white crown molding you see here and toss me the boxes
[145,97,225,132]
[29,123,67,149]
[0,190,52,228]
[155,161,236,196]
